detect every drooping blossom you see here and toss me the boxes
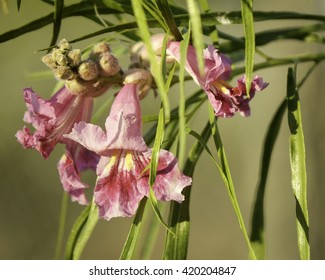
[167,42,268,117]
[15,86,100,204]
[16,87,93,158]
[65,80,192,220]
[16,40,122,204]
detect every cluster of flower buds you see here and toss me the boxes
[42,39,122,97]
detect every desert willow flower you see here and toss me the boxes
[16,40,123,204]
[65,70,192,220]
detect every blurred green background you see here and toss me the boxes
[0,0,324,259]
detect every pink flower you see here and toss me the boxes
[16,87,93,158]
[16,87,99,204]
[65,82,192,220]
[167,43,268,117]
[57,142,99,205]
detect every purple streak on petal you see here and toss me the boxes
[94,150,148,220]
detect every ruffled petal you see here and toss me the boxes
[57,142,100,205]
[64,121,109,155]
[138,149,192,202]
[203,45,232,84]
[94,150,149,220]
[231,75,269,117]
[16,87,93,158]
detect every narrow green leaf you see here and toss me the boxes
[231,52,325,77]
[119,198,147,260]
[198,0,219,45]
[177,24,191,169]
[240,0,255,97]
[49,0,64,47]
[0,2,124,43]
[17,0,22,11]
[2,10,325,44]
[155,0,183,40]
[72,200,99,260]
[138,203,163,259]
[142,0,169,32]
[131,0,170,121]
[163,122,212,260]
[102,0,134,15]
[250,99,287,259]
[53,191,68,260]
[64,204,91,260]
[287,67,310,260]
[187,0,205,75]
[220,23,325,53]
[147,107,173,234]
[208,105,256,259]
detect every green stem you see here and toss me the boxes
[53,191,68,260]
[208,106,256,259]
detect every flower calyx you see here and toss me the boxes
[124,69,153,99]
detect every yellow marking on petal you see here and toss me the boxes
[124,152,134,171]
[212,79,232,95]
[102,152,118,177]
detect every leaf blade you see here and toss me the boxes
[240,0,255,96]
[287,66,310,260]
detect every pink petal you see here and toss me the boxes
[138,149,192,202]
[16,87,93,158]
[203,46,232,84]
[105,83,148,152]
[57,142,99,205]
[94,150,149,220]
[64,121,109,155]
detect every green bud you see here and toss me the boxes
[78,60,99,81]
[91,42,111,56]
[54,66,76,80]
[98,53,120,76]
[68,49,81,67]
[58,39,71,52]
[42,54,56,69]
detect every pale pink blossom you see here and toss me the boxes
[65,82,191,220]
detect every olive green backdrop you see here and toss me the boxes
[0,0,324,259]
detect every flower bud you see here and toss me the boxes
[42,54,56,69]
[78,60,99,81]
[124,69,152,99]
[56,53,69,66]
[54,66,76,80]
[65,78,111,97]
[68,49,82,67]
[98,52,120,76]
[57,39,71,52]
[91,42,111,57]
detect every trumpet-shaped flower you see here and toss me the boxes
[16,87,99,204]
[167,43,268,117]
[65,82,192,220]
[16,87,93,158]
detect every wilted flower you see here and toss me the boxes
[65,80,192,220]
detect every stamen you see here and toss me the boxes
[212,79,232,95]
